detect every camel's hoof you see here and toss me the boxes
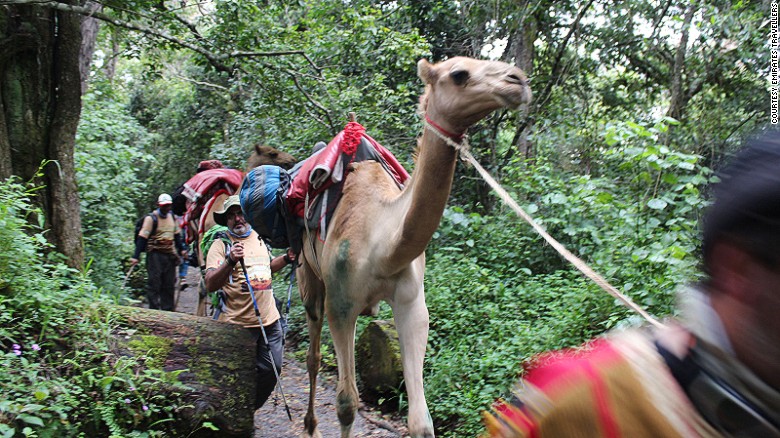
[300,430,322,438]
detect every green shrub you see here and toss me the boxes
[0,176,188,437]
[76,91,154,296]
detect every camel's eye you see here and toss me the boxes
[450,69,469,85]
[270,152,278,158]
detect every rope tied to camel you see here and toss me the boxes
[422,115,664,330]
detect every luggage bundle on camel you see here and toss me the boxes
[181,167,244,242]
[239,120,409,252]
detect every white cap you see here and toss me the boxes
[158,193,173,205]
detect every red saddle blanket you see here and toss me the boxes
[286,122,410,225]
[181,168,244,241]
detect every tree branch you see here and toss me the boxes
[170,74,228,91]
[0,0,321,75]
[286,69,335,131]
[0,0,235,72]
[534,0,596,110]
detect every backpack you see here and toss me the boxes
[239,165,292,248]
[134,213,158,248]
[200,225,231,258]
[199,225,233,319]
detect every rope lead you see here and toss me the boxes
[423,116,664,329]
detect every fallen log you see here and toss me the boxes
[110,306,256,438]
[355,319,403,403]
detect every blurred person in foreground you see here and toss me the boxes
[484,130,780,437]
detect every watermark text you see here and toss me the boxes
[772,1,779,124]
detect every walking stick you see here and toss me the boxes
[173,281,181,311]
[282,267,296,335]
[122,264,136,290]
[239,259,292,421]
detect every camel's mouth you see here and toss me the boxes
[497,84,532,109]
[494,73,532,109]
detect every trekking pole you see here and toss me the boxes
[282,267,296,334]
[239,259,292,421]
[122,264,136,290]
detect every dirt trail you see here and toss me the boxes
[173,267,409,438]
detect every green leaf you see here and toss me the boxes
[647,198,668,210]
[17,414,44,427]
[202,422,220,431]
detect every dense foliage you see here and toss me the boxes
[420,119,711,434]
[0,178,189,436]
[1,0,768,435]
[77,85,156,293]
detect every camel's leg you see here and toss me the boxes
[389,272,435,438]
[303,306,324,438]
[324,297,361,438]
[299,260,325,438]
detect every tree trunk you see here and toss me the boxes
[111,306,257,438]
[666,3,696,122]
[511,8,539,161]
[0,2,87,268]
[79,1,102,94]
[103,28,119,81]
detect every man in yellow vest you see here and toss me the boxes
[130,194,188,311]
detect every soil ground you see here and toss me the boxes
[169,266,410,438]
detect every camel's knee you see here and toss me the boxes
[335,390,358,426]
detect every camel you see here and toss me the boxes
[296,57,531,438]
[246,143,297,171]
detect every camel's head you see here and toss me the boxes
[246,144,297,171]
[418,57,532,135]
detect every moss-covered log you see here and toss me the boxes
[111,306,256,438]
[355,319,403,403]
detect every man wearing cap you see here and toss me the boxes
[485,130,780,437]
[204,194,295,409]
[131,193,188,311]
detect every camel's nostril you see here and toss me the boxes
[507,74,523,84]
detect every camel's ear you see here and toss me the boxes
[254,144,262,154]
[417,59,436,84]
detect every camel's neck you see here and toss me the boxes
[382,125,458,270]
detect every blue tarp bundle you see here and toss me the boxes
[239,165,291,248]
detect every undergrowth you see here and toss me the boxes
[0,176,189,437]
